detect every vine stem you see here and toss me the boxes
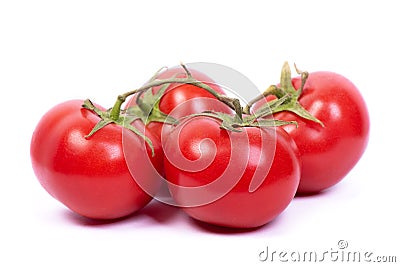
[108,62,318,129]
[109,70,238,121]
[243,85,286,115]
[84,62,322,148]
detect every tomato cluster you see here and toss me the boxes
[30,63,369,229]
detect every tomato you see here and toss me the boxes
[272,72,370,194]
[127,67,232,141]
[30,100,162,219]
[155,67,227,114]
[163,116,300,228]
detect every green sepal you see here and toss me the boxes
[121,115,155,157]
[253,62,324,127]
[184,110,296,132]
[146,104,179,125]
[273,101,324,126]
[84,119,113,138]
[250,119,297,128]
[250,94,291,120]
[128,73,180,126]
[82,99,105,117]
[82,99,155,157]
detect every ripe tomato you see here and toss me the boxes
[163,116,300,228]
[127,67,232,141]
[155,66,227,114]
[273,72,370,194]
[30,100,162,219]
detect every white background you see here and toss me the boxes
[1,0,399,266]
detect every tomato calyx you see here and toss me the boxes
[246,62,324,126]
[189,111,297,132]
[82,99,156,156]
[126,82,179,126]
[272,62,324,126]
[186,95,297,132]
[182,62,325,132]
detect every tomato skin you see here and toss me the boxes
[155,67,227,115]
[30,100,162,219]
[274,72,370,194]
[163,117,300,228]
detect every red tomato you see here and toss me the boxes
[30,100,162,219]
[163,116,300,228]
[155,67,227,114]
[273,72,370,194]
[127,67,232,141]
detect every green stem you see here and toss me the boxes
[188,80,233,107]
[109,95,125,121]
[243,85,286,115]
[108,71,239,122]
[250,94,291,120]
[232,98,243,121]
[84,62,322,144]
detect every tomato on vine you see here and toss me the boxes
[157,69,305,228]
[253,63,370,194]
[163,115,301,228]
[30,100,163,219]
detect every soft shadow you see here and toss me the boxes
[62,209,134,227]
[188,215,282,235]
[61,199,288,232]
[62,200,181,227]
[295,186,338,198]
[136,200,181,224]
